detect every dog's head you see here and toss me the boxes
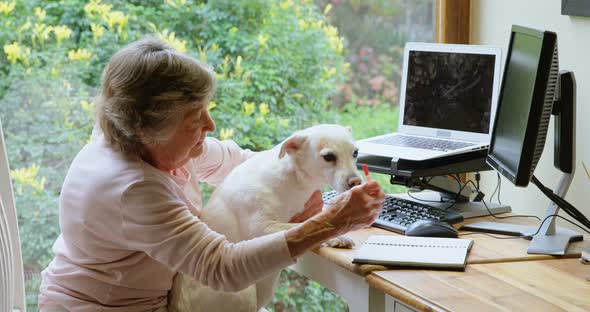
[278,124,362,193]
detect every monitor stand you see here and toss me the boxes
[461,71,584,255]
[461,173,583,255]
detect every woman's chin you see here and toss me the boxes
[189,145,204,158]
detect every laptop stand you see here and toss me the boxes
[356,149,512,219]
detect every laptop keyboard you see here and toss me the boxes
[368,134,475,151]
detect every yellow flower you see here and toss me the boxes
[229,27,238,34]
[84,0,112,19]
[232,55,244,79]
[208,101,217,110]
[32,23,52,48]
[103,10,128,33]
[0,1,16,16]
[220,128,235,141]
[68,48,94,62]
[52,25,73,45]
[324,66,337,78]
[322,24,344,54]
[10,164,46,195]
[257,33,269,49]
[91,23,105,42]
[323,25,338,38]
[312,20,324,30]
[278,118,290,127]
[214,72,225,81]
[258,103,270,117]
[3,42,30,64]
[242,101,255,116]
[197,46,207,63]
[165,0,186,8]
[80,100,94,113]
[298,19,308,30]
[157,30,187,52]
[34,7,46,20]
[280,0,294,11]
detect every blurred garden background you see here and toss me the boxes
[0,0,433,310]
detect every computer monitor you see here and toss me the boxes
[487,26,558,187]
[463,25,583,255]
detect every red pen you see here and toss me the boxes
[361,163,371,182]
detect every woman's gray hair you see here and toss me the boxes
[96,36,215,155]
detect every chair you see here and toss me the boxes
[0,118,26,311]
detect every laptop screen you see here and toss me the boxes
[402,51,496,134]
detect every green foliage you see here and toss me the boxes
[0,0,413,309]
[0,0,350,309]
[270,269,348,312]
[0,0,347,273]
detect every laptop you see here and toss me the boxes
[357,42,502,161]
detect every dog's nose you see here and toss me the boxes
[347,176,362,188]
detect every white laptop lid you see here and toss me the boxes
[397,42,502,143]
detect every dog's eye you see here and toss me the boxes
[353,150,358,158]
[322,153,337,162]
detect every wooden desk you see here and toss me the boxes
[307,216,589,276]
[367,259,590,312]
[291,215,589,312]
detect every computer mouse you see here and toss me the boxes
[405,219,459,238]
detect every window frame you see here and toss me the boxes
[435,0,471,44]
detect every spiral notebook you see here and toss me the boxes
[353,235,474,271]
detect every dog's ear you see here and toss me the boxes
[279,134,307,159]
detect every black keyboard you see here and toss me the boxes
[322,191,464,235]
[368,134,475,151]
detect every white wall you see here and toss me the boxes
[470,0,590,228]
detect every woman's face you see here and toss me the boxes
[143,103,216,171]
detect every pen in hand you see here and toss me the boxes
[361,163,371,182]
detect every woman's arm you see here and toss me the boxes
[120,180,293,292]
[120,179,383,291]
[285,182,384,258]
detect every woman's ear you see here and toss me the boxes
[279,134,307,159]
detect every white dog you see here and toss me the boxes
[168,124,362,312]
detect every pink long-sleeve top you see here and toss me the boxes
[38,129,295,312]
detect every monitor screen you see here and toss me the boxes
[489,32,542,176]
[402,51,496,134]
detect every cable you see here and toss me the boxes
[497,172,502,205]
[488,172,502,205]
[460,212,590,239]
[463,179,541,221]
[408,175,467,210]
[531,175,590,230]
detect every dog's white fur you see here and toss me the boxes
[168,124,361,312]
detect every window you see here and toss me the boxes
[0,0,435,310]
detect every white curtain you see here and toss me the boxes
[0,119,26,312]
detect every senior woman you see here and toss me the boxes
[38,37,385,312]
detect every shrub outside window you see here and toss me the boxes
[0,0,433,310]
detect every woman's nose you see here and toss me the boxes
[204,110,216,132]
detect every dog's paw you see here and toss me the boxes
[322,236,355,249]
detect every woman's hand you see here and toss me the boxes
[284,181,385,258]
[319,181,385,235]
[289,190,323,223]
